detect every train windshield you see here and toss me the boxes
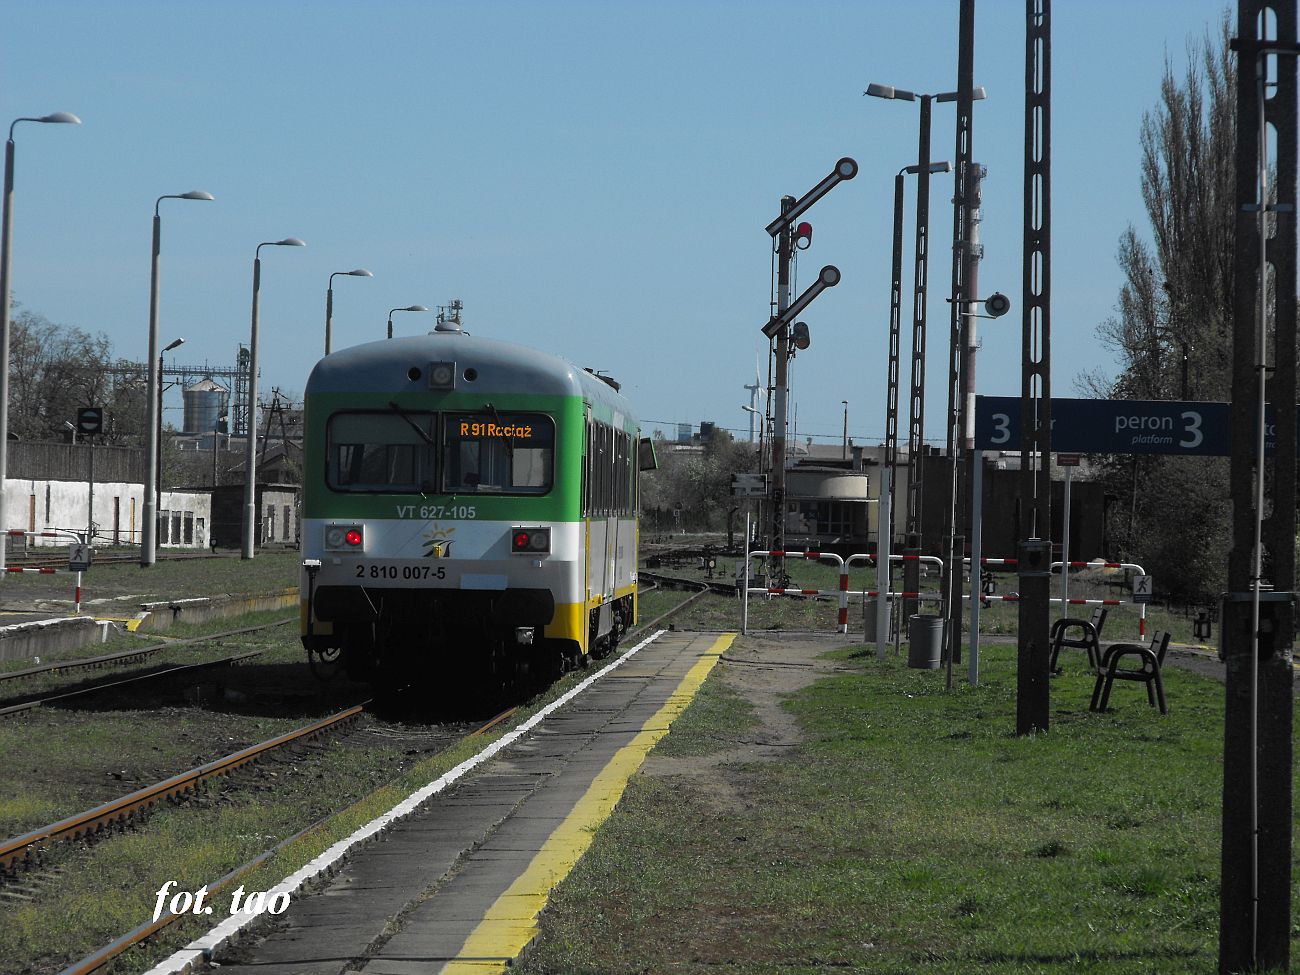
[443,411,554,494]
[327,411,437,493]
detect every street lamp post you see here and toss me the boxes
[325,268,373,355]
[155,337,185,551]
[243,238,305,560]
[142,190,213,567]
[865,83,985,546]
[868,82,983,630]
[882,161,952,545]
[0,111,80,569]
[841,400,849,460]
[387,305,428,339]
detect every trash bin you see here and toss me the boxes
[864,598,891,639]
[908,614,944,669]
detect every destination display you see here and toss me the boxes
[456,420,539,440]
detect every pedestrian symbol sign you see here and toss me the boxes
[68,544,91,571]
[1132,574,1153,603]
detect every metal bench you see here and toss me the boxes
[1089,630,1172,715]
[1049,606,1108,672]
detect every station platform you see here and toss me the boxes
[167,629,735,975]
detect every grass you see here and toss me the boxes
[0,608,295,677]
[0,620,332,840]
[0,623,665,975]
[518,638,1254,974]
[0,550,300,612]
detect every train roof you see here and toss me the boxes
[306,330,636,417]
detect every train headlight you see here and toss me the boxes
[511,527,550,555]
[325,524,364,551]
[428,360,457,390]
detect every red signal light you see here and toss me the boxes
[345,529,362,547]
[796,221,813,241]
[514,532,530,550]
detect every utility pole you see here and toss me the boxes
[1017,0,1052,735]
[942,0,979,685]
[1219,3,1297,970]
[905,93,935,592]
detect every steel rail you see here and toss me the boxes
[39,580,704,973]
[0,617,292,689]
[55,703,520,975]
[0,650,262,718]
[0,700,364,875]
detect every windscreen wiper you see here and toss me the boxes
[388,401,433,445]
[483,402,515,459]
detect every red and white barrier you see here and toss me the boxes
[743,550,849,633]
[5,528,88,613]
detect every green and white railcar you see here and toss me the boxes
[300,325,651,683]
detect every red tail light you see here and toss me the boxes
[511,527,550,554]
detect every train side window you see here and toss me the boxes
[585,421,595,520]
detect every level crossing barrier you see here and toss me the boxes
[6,528,90,613]
[967,557,1149,636]
[742,550,850,634]
[742,550,949,637]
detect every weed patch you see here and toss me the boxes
[520,638,1266,973]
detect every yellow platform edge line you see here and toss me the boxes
[439,631,738,975]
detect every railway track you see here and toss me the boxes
[0,703,368,875]
[46,702,520,975]
[2,549,227,572]
[0,650,263,717]
[0,617,292,691]
[12,574,705,974]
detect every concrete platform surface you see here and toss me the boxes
[202,629,734,975]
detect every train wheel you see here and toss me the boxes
[307,645,343,682]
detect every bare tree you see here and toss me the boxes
[7,301,139,443]
[1092,17,1235,601]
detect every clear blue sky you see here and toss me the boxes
[2,0,1233,446]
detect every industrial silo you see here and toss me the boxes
[183,378,229,434]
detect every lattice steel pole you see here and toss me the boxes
[884,170,906,544]
[769,196,795,582]
[905,95,935,550]
[1016,0,1052,735]
[1220,3,1297,969]
[943,0,978,684]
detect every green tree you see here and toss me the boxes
[640,428,755,533]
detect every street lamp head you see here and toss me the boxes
[865,83,916,101]
[10,111,82,140]
[345,268,373,277]
[257,238,306,259]
[394,305,427,313]
[934,86,987,103]
[163,337,186,353]
[156,190,214,216]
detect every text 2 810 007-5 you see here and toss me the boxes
[355,564,447,580]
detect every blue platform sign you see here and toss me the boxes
[974,396,1234,456]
